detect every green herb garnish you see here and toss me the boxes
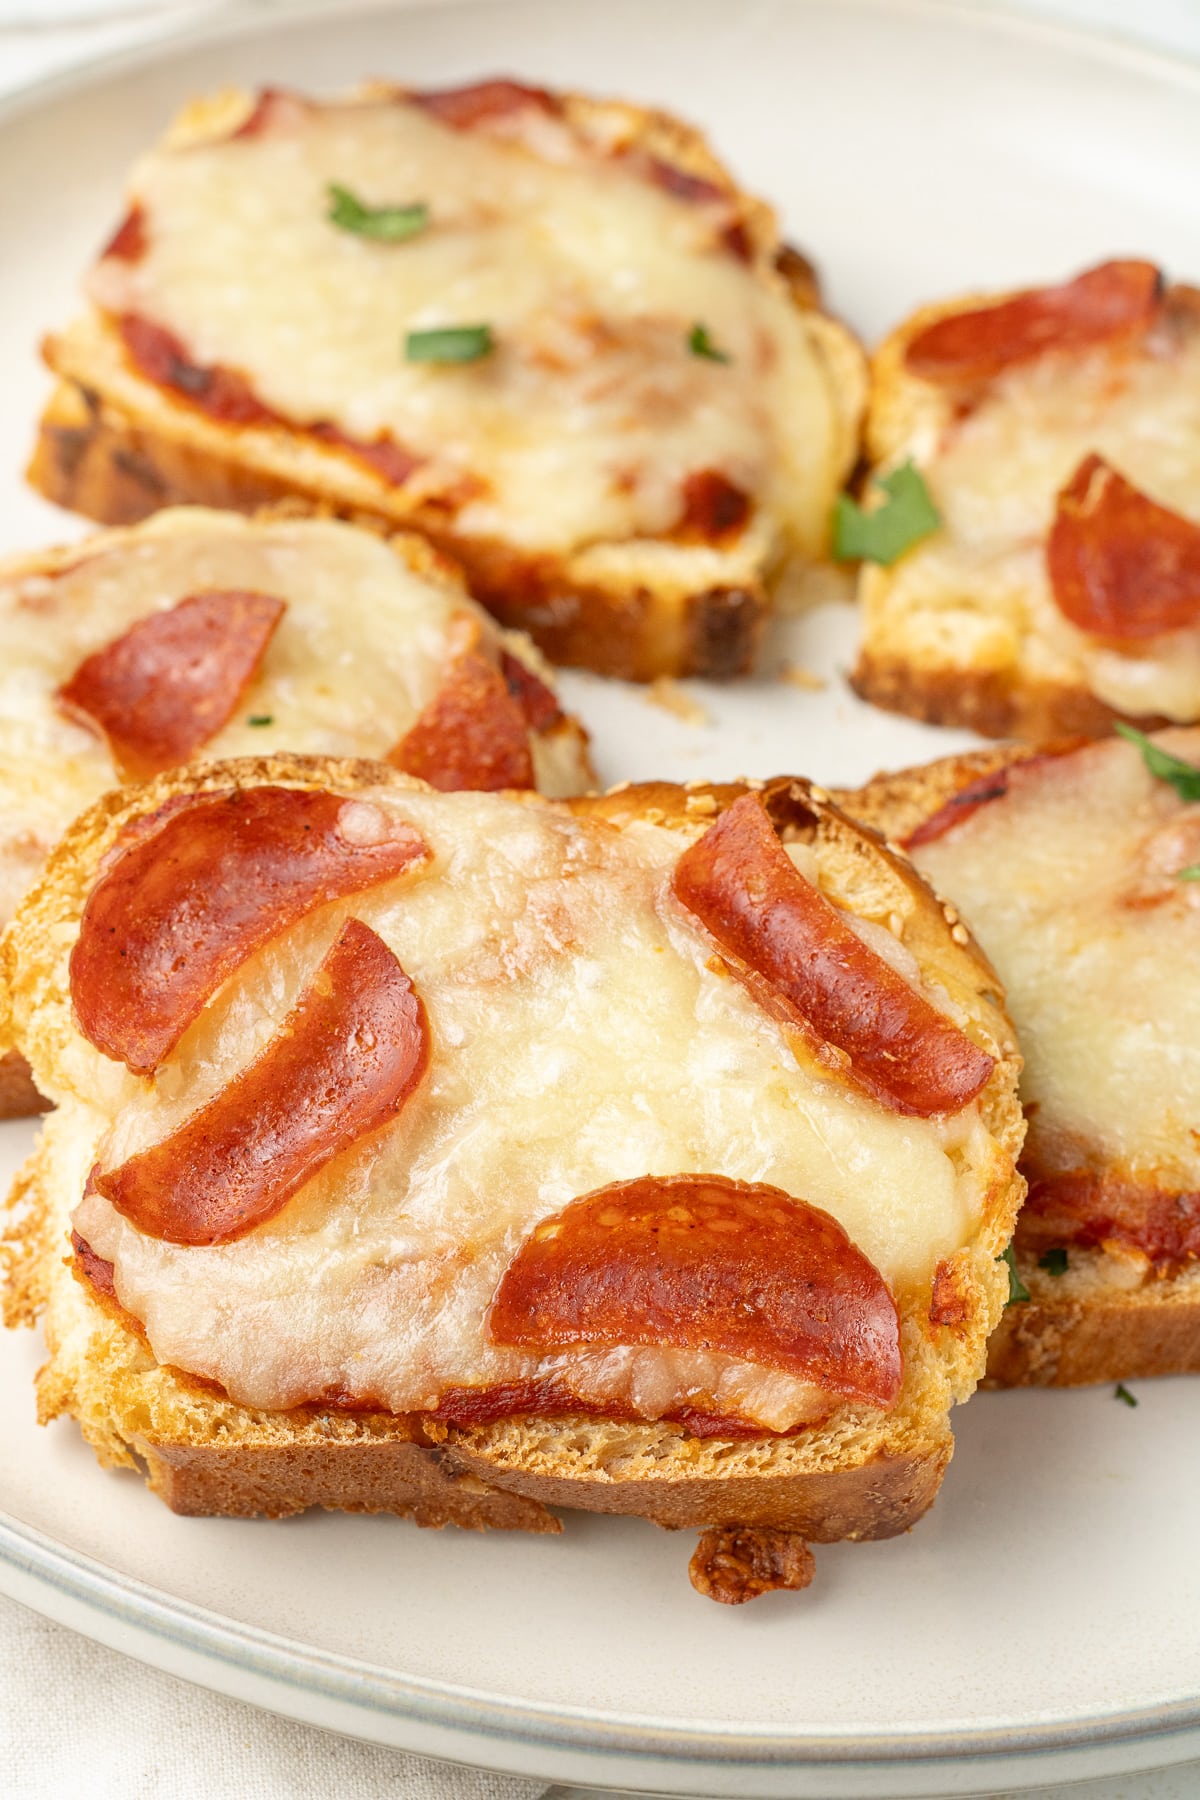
[1178,865,1200,881]
[328,184,429,243]
[689,322,730,364]
[1115,1382,1139,1408]
[832,461,941,567]
[406,325,494,365]
[246,714,274,728]
[1038,1247,1069,1277]
[997,1243,1030,1306]
[1114,723,1200,801]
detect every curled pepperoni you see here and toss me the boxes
[95,919,428,1246]
[70,786,430,1074]
[101,205,147,263]
[489,1174,902,1408]
[499,648,562,732]
[392,640,534,791]
[1047,454,1200,639]
[120,314,274,427]
[56,590,285,779]
[673,794,994,1116]
[905,260,1163,385]
[675,471,751,545]
[410,79,558,129]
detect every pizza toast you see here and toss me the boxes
[2,756,1023,1599]
[31,79,866,682]
[838,729,1200,1386]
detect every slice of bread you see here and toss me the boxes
[30,80,866,682]
[838,731,1200,1386]
[0,506,590,1117]
[851,263,1200,739]
[2,757,1023,1594]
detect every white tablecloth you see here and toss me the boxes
[3,5,1200,1798]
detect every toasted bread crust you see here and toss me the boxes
[2,756,1024,1544]
[29,85,867,682]
[838,746,1200,1388]
[29,380,767,682]
[850,649,1168,744]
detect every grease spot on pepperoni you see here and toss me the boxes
[489,1173,902,1407]
[56,589,285,779]
[94,919,429,1246]
[391,638,534,791]
[1048,453,1200,639]
[70,786,430,1074]
[905,260,1163,385]
[673,793,994,1116]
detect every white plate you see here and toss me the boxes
[2,2,1200,1794]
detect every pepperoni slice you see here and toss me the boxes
[410,79,558,129]
[905,260,1163,384]
[56,590,285,779]
[673,794,994,1116]
[499,649,562,732]
[94,919,428,1246]
[1017,1166,1200,1271]
[120,313,275,427]
[230,88,311,140]
[1047,454,1200,639]
[489,1174,902,1409]
[392,644,534,791]
[429,1378,803,1437]
[308,422,421,488]
[101,205,147,264]
[70,786,430,1074]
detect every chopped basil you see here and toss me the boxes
[246,714,274,727]
[689,322,730,364]
[1115,723,1200,801]
[832,461,941,566]
[1115,1382,1139,1408]
[406,325,494,365]
[328,183,429,243]
[1038,1247,1069,1277]
[1178,864,1200,881]
[997,1243,1030,1306]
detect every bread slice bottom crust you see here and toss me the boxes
[836,747,1200,1389]
[30,376,766,684]
[850,649,1167,745]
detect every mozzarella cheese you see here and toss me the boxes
[87,91,858,565]
[868,304,1200,717]
[0,507,586,931]
[70,784,992,1430]
[912,733,1200,1193]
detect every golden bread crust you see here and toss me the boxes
[3,756,1024,1543]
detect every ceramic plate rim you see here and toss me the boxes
[3,0,1200,1783]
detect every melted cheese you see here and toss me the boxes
[70,786,990,1429]
[87,93,856,562]
[0,508,585,930]
[871,309,1200,717]
[912,733,1200,1189]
